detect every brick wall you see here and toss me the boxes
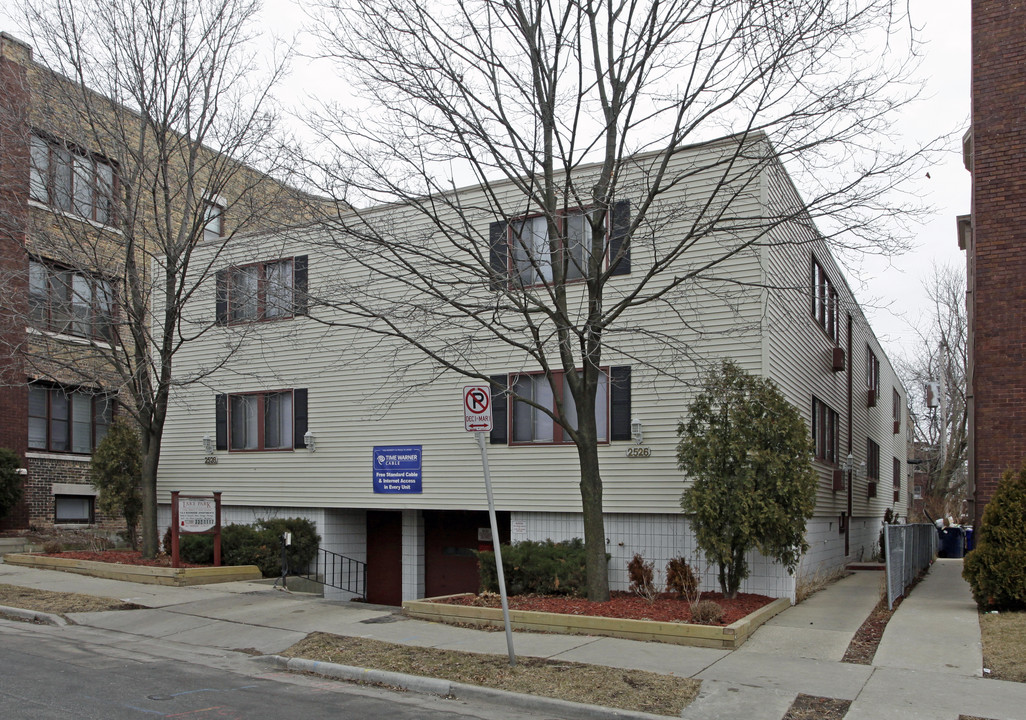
[970,1,1026,527]
[24,455,124,532]
[0,35,32,530]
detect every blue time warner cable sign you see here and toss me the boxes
[372,445,423,494]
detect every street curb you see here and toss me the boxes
[256,655,673,720]
[0,604,68,626]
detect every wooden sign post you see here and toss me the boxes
[170,491,222,568]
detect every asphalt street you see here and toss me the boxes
[0,617,558,720]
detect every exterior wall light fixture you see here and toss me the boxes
[304,430,316,452]
[203,434,215,455]
[631,418,643,444]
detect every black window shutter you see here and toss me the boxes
[293,255,308,315]
[609,199,631,277]
[489,221,509,290]
[489,374,508,445]
[215,270,228,325]
[293,388,308,449]
[215,394,228,450]
[610,366,632,441]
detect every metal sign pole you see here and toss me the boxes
[476,430,516,667]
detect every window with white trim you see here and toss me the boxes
[892,388,902,432]
[30,133,116,224]
[812,397,839,464]
[28,383,114,454]
[489,201,630,289]
[866,346,880,406]
[204,199,224,241]
[867,438,880,481]
[811,256,838,343]
[29,259,116,342]
[511,211,600,286]
[228,391,294,450]
[216,256,307,324]
[510,370,609,444]
[55,495,95,524]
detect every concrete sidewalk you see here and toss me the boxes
[2,557,1024,719]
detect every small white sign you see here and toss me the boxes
[511,520,527,536]
[463,385,493,432]
[179,497,216,533]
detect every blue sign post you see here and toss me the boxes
[372,445,423,494]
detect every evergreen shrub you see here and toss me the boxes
[477,539,597,596]
[0,448,25,521]
[963,462,1026,610]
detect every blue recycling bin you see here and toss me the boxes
[939,526,965,558]
[964,527,975,552]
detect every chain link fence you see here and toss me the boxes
[884,523,938,610]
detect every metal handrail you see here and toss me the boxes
[294,547,367,598]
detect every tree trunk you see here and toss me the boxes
[577,432,609,602]
[139,429,161,558]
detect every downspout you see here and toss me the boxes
[846,313,854,557]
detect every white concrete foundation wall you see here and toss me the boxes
[401,510,425,602]
[322,508,367,602]
[798,515,885,580]
[798,517,848,579]
[511,511,798,599]
[848,516,884,563]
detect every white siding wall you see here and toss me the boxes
[158,141,768,517]
[157,137,904,594]
[762,163,909,538]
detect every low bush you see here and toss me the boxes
[42,540,63,554]
[179,534,214,564]
[964,462,1026,610]
[222,523,278,574]
[690,599,723,624]
[222,518,321,577]
[665,557,699,600]
[478,539,596,596]
[255,517,320,572]
[627,553,656,598]
[160,517,320,576]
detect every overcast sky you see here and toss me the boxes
[255,0,973,368]
[4,0,972,369]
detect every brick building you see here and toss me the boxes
[0,31,321,533]
[962,1,1026,528]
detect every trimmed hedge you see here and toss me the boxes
[163,517,321,577]
[477,538,603,597]
[963,462,1026,610]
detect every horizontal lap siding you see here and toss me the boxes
[157,142,796,514]
[763,164,908,521]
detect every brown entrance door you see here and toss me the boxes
[424,510,509,598]
[366,511,403,606]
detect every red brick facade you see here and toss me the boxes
[0,33,120,533]
[0,35,31,530]
[967,1,1026,528]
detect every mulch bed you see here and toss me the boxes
[841,570,928,664]
[841,595,898,664]
[435,590,774,626]
[40,550,206,569]
[782,694,851,720]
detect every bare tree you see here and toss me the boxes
[4,0,310,556]
[301,0,934,600]
[898,264,968,521]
